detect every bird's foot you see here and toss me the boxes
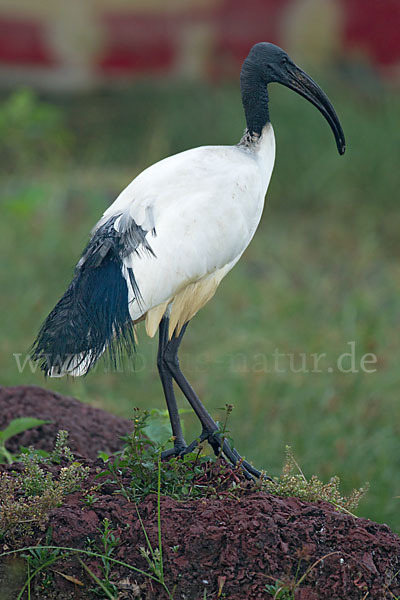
[160,431,208,460]
[161,431,269,482]
[206,430,264,481]
[160,438,187,460]
[173,429,267,482]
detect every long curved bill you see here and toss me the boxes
[281,64,346,155]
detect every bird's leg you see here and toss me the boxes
[162,320,263,479]
[157,317,187,459]
[163,322,218,439]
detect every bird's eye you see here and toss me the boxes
[281,56,288,66]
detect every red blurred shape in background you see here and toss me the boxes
[342,0,400,66]
[212,0,292,78]
[0,17,55,66]
[99,14,177,74]
[0,1,399,85]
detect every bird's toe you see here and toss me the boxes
[161,439,187,460]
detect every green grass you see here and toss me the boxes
[0,76,399,530]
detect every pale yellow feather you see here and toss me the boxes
[168,275,220,338]
[145,300,169,337]
[143,266,231,340]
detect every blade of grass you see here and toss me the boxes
[78,557,115,600]
[17,552,70,600]
[157,454,164,582]
[2,545,173,597]
[27,560,30,600]
[135,506,157,565]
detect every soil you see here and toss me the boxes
[1,385,400,600]
[0,385,133,460]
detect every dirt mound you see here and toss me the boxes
[1,386,400,599]
[0,385,132,459]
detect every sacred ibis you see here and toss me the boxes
[32,42,345,478]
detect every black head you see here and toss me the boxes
[241,42,345,155]
[245,42,292,77]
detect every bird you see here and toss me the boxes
[32,42,345,479]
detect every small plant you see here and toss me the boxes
[0,417,50,464]
[135,458,164,583]
[21,529,62,594]
[144,407,192,446]
[0,431,89,539]
[85,518,121,597]
[0,471,62,541]
[264,551,342,599]
[215,403,235,454]
[50,430,75,463]
[20,450,55,496]
[97,408,249,504]
[139,539,163,580]
[59,461,90,494]
[4,455,175,600]
[81,493,99,507]
[263,446,368,515]
[136,455,171,597]
[265,580,292,599]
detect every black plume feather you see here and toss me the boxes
[31,215,153,375]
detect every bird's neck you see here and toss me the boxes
[240,60,270,142]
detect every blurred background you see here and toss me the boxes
[0,0,399,529]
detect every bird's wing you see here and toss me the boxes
[94,145,265,319]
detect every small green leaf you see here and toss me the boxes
[19,447,49,459]
[143,408,191,446]
[0,418,50,444]
[97,451,110,462]
[144,411,172,446]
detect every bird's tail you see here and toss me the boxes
[31,219,137,377]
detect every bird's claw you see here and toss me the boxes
[160,440,187,461]
[162,429,267,482]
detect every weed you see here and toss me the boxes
[215,404,235,455]
[20,450,55,496]
[2,458,175,599]
[96,408,235,503]
[139,535,163,579]
[0,431,89,539]
[99,410,366,513]
[137,456,164,582]
[85,518,121,597]
[0,471,63,541]
[264,552,341,599]
[1,543,175,600]
[263,446,368,515]
[50,430,75,463]
[144,407,192,446]
[21,530,62,595]
[78,558,116,599]
[81,493,99,507]
[58,461,90,494]
[265,580,292,599]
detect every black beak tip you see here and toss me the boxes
[337,135,346,155]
